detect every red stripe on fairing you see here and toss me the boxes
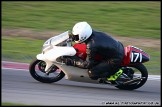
[131,48,150,58]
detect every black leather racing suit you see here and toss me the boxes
[73,30,125,80]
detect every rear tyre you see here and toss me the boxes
[29,59,65,83]
[115,63,148,90]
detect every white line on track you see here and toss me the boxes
[2,61,30,65]
[2,67,29,72]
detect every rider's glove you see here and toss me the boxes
[64,58,75,66]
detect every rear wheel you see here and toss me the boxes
[29,59,65,83]
[115,63,148,90]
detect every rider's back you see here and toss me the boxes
[86,30,124,61]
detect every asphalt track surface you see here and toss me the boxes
[1,61,161,106]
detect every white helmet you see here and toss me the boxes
[72,21,92,43]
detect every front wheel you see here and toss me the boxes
[29,59,65,83]
[115,63,148,90]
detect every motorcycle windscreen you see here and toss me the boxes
[43,31,69,47]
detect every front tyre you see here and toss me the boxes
[29,59,65,83]
[115,63,148,90]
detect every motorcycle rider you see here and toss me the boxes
[64,21,125,81]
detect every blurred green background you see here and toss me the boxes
[2,1,160,74]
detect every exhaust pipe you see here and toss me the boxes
[123,77,146,85]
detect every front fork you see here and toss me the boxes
[36,53,53,74]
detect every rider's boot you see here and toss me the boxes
[107,69,123,81]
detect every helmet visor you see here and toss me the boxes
[70,34,79,41]
[68,31,79,42]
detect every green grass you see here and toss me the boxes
[2,1,160,39]
[2,37,160,75]
[139,48,160,75]
[2,37,44,63]
[1,102,29,106]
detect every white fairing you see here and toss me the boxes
[36,31,98,83]
[37,46,76,71]
[36,31,77,72]
[54,63,98,83]
[43,46,76,62]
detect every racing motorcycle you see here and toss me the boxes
[29,31,150,90]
